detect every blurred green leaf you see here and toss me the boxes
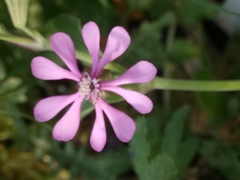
[49,14,87,52]
[51,144,131,180]
[1,102,31,150]
[130,116,177,180]
[0,77,27,103]
[145,154,177,180]
[149,0,173,19]
[201,138,240,180]
[194,69,226,117]
[161,105,189,158]
[4,0,29,28]
[130,117,150,169]
[178,0,217,26]
[227,96,240,117]
[128,0,153,11]
[176,134,199,174]
[120,12,175,68]
[0,112,14,140]
[0,59,6,81]
[80,100,94,119]
[190,0,240,17]
[168,38,200,64]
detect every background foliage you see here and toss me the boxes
[1,0,240,179]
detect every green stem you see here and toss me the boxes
[20,27,39,40]
[151,77,240,92]
[20,27,46,46]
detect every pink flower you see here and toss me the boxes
[31,21,157,152]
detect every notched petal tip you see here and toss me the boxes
[82,21,100,77]
[52,97,84,141]
[33,93,80,122]
[50,32,81,77]
[98,98,136,143]
[95,26,131,76]
[31,56,80,81]
[101,60,157,86]
[106,26,131,59]
[101,87,153,114]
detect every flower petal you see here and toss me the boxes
[34,92,80,122]
[90,103,106,152]
[31,56,80,81]
[50,32,81,77]
[52,96,84,141]
[101,61,157,86]
[98,98,136,142]
[101,87,153,114]
[82,21,100,78]
[96,26,130,76]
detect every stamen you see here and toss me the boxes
[77,72,100,104]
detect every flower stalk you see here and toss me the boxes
[151,77,240,92]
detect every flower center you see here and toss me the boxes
[77,72,100,104]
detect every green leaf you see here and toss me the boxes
[201,139,240,180]
[49,14,87,52]
[0,112,14,141]
[2,102,30,150]
[130,117,150,169]
[0,76,27,103]
[4,0,29,28]
[194,69,226,117]
[128,0,153,11]
[80,100,94,119]
[161,105,189,158]
[178,0,217,26]
[145,154,177,180]
[51,144,131,180]
[190,0,240,17]
[149,0,173,18]
[168,38,200,64]
[176,134,199,174]
[130,117,177,180]
[120,12,175,68]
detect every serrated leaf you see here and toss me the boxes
[145,154,177,180]
[161,105,189,158]
[130,117,177,180]
[176,134,199,174]
[130,116,150,169]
